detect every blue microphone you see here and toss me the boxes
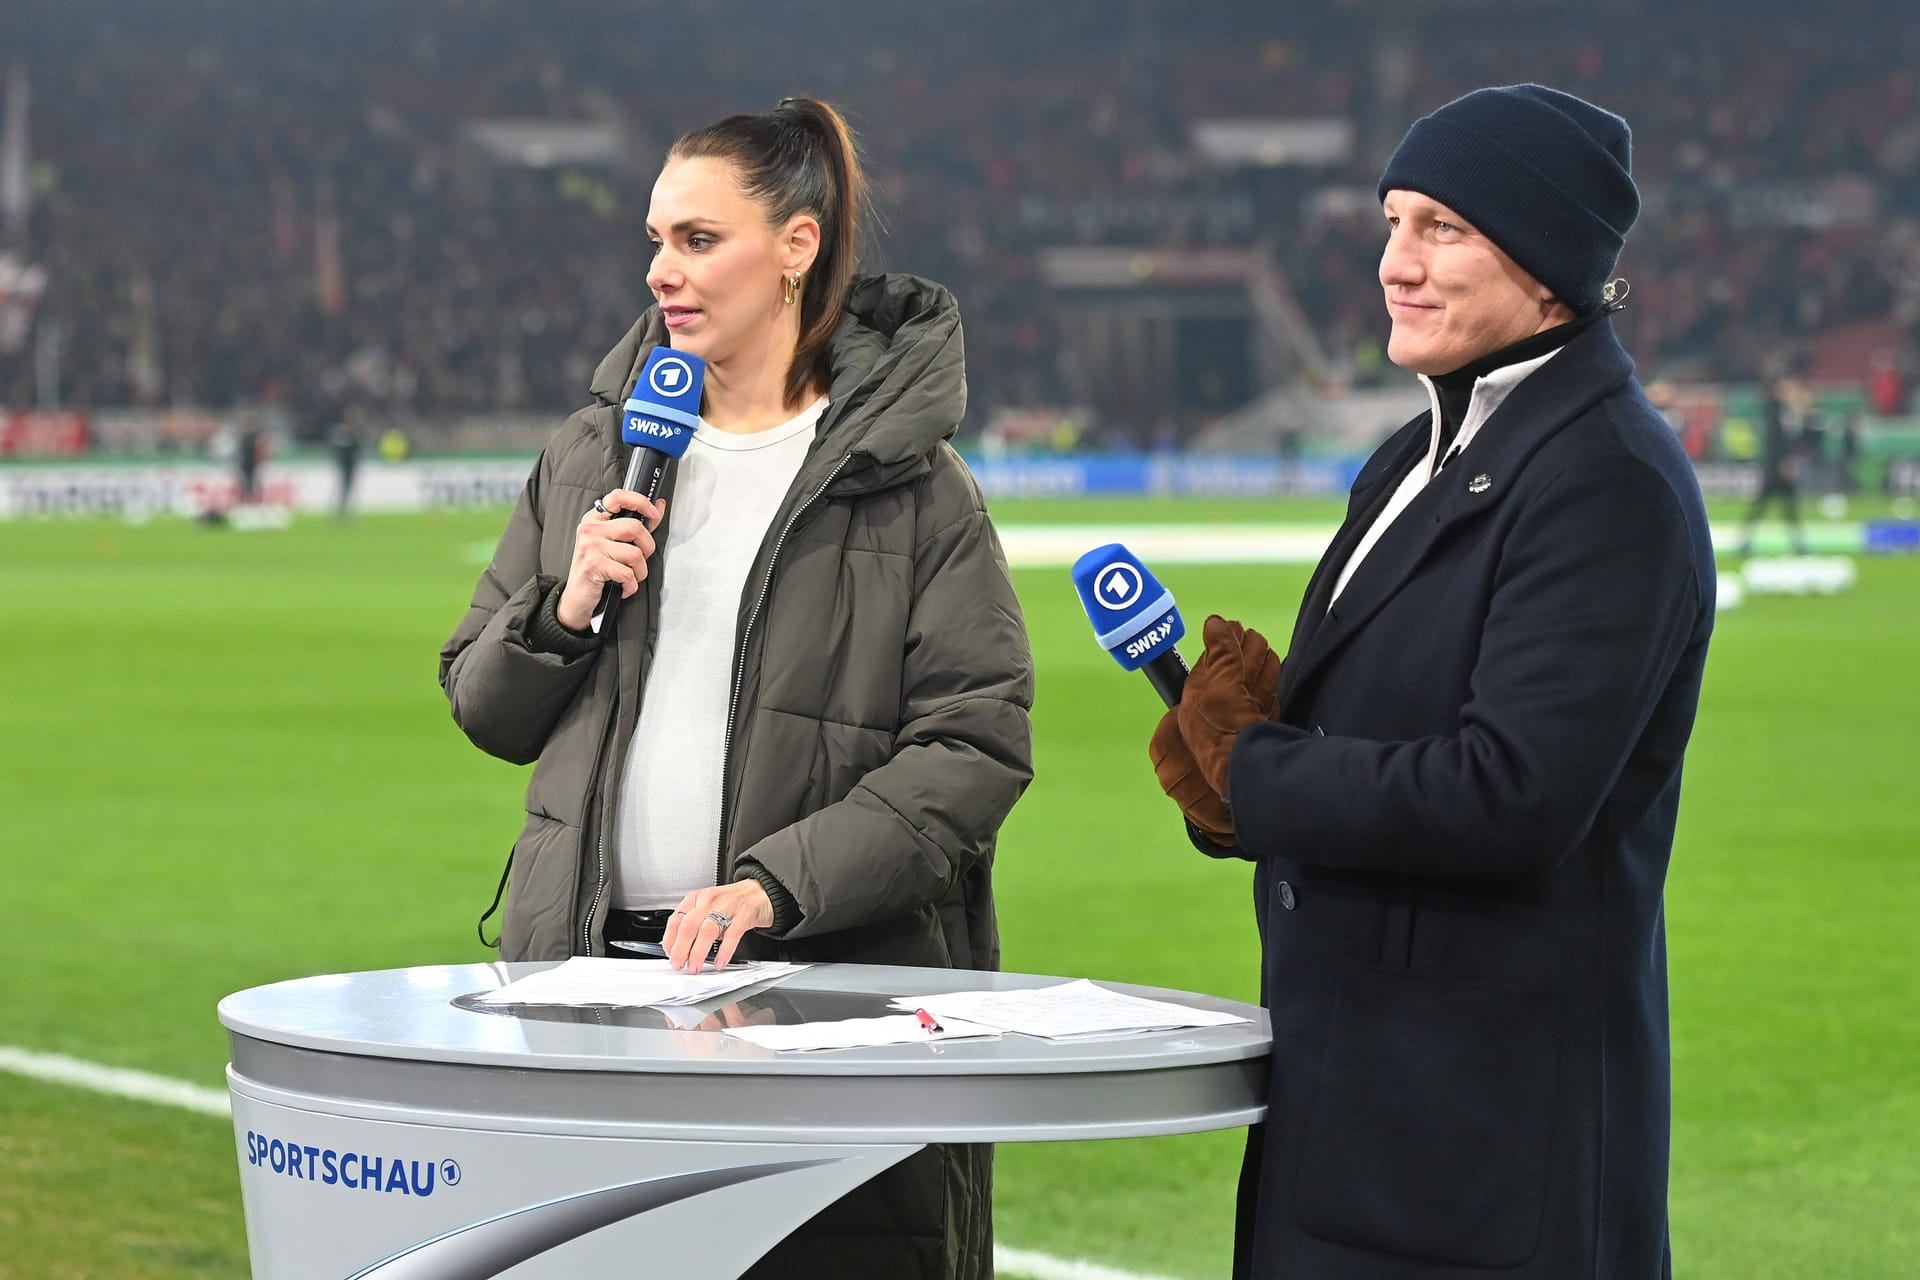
[593,346,705,631]
[1071,542,1190,707]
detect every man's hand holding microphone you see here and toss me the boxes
[1151,615,1281,844]
[1072,544,1281,846]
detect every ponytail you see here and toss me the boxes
[671,98,870,407]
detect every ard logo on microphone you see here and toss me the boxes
[648,355,696,398]
[1095,562,1144,612]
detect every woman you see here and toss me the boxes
[439,99,1033,1279]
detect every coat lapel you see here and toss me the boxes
[1280,321,1638,711]
[1277,428,1421,708]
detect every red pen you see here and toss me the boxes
[914,1008,943,1034]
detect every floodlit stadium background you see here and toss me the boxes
[2,3,1917,1277]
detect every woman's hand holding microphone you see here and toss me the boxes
[555,490,666,632]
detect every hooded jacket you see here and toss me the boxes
[440,274,1033,1278]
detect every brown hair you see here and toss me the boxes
[670,98,869,407]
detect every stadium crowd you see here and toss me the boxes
[2,0,1917,443]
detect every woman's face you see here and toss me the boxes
[644,155,813,368]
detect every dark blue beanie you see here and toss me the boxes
[1376,84,1640,315]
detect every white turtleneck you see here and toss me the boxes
[1329,347,1565,608]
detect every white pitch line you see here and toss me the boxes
[1,1044,1189,1280]
[0,1045,229,1116]
[995,1245,1190,1280]
[998,522,1334,568]
[995,519,1865,569]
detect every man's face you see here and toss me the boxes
[1378,190,1565,375]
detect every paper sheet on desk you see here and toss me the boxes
[723,1015,1002,1052]
[891,979,1248,1039]
[473,956,808,1009]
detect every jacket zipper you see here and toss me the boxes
[716,453,854,883]
[578,414,629,958]
[581,637,622,958]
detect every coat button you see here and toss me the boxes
[1278,881,1297,911]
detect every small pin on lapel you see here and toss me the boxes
[1467,473,1492,494]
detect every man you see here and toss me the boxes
[328,408,365,521]
[1736,373,1813,555]
[1152,85,1714,1278]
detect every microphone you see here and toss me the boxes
[1071,542,1190,707]
[592,345,706,633]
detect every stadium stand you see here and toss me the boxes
[1,0,1916,453]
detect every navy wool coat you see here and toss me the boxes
[1220,319,1714,1278]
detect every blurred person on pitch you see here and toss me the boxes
[1149,86,1714,1278]
[1735,373,1814,555]
[328,408,365,521]
[235,414,265,505]
[440,98,1033,1279]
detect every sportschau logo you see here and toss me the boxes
[647,355,695,399]
[1095,562,1143,612]
[245,1130,458,1198]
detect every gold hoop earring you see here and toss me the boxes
[783,273,802,306]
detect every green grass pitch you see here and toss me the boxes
[1,498,1916,1278]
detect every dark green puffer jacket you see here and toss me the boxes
[440,273,1033,1279]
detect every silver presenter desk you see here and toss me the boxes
[220,962,1268,1278]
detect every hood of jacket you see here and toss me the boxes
[588,272,966,494]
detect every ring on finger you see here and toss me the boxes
[707,910,734,932]
[592,498,612,516]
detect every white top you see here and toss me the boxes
[610,396,828,910]
[1328,348,1562,607]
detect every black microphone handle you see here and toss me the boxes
[1143,648,1191,708]
[592,446,672,630]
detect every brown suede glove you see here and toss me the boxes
[1175,615,1282,799]
[1150,707,1235,843]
